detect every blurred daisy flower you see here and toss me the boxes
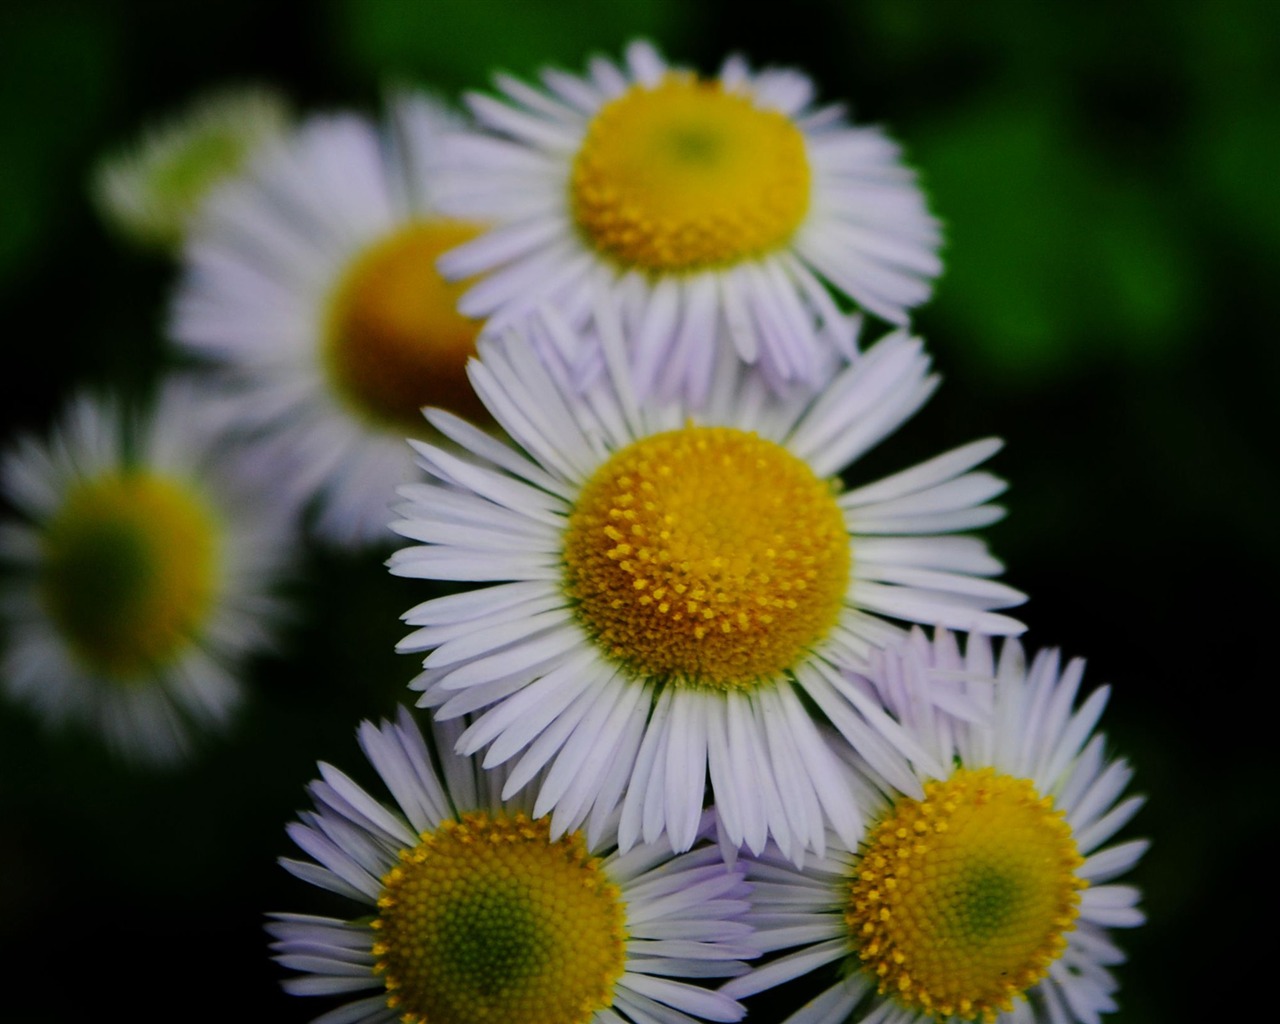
[91,84,291,251]
[169,92,487,548]
[270,706,756,1024]
[0,378,296,764]
[724,628,1147,1024]
[436,39,941,403]
[388,307,1024,864]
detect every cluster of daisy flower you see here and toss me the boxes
[1,38,1146,1024]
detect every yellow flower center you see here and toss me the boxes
[846,768,1087,1023]
[562,425,849,691]
[571,74,811,272]
[38,470,219,679]
[324,219,487,432]
[372,811,627,1024]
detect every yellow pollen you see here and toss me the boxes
[571,74,810,272]
[845,768,1087,1023]
[562,425,849,691]
[38,470,219,678]
[373,811,627,1024]
[324,219,487,431]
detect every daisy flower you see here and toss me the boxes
[0,378,296,763]
[91,83,291,251]
[169,92,488,547]
[270,706,756,1024]
[435,39,942,403]
[388,305,1025,864]
[723,628,1148,1024]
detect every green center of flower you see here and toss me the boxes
[38,470,220,679]
[152,129,249,217]
[845,768,1087,1022]
[571,74,811,272]
[562,425,849,690]
[324,219,487,432]
[373,811,627,1024]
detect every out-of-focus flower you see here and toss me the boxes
[91,84,291,251]
[170,93,487,548]
[0,378,296,763]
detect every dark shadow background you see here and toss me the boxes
[2,2,1274,1021]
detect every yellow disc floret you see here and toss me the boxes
[845,768,1087,1022]
[372,811,626,1024]
[563,425,849,691]
[39,470,219,678]
[571,74,810,272]
[324,219,487,431]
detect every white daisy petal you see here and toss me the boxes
[308,996,398,1024]
[618,973,744,1022]
[424,408,571,496]
[315,764,419,848]
[553,675,650,835]
[503,672,619,800]
[641,706,677,846]
[1080,839,1151,884]
[399,578,549,627]
[1065,753,1134,836]
[758,687,825,858]
[460,648,598,760]
[704,698,746,851]
[397,589,567,653]
[279,858,370,904]
[720,939,849,999]
[356,716,446,833]
[282,976,387,997]
[423,606,576,668]
[465,91,584,150]
[585,687,653,850]
[669,693,712,853]
[537,674,634,823]
[726,692,790,856]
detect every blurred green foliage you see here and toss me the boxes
[0,6,122,280]
[333,0,694,92]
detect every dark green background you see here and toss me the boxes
[2,2,1273,1022]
